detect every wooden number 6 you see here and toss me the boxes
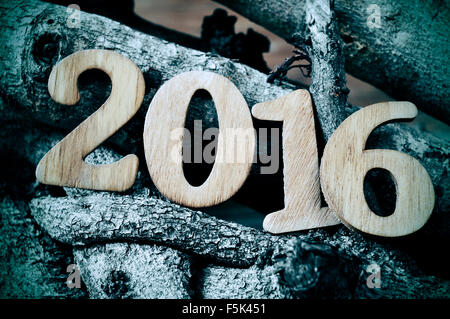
[36,50,145,191]
[320,102,435,237]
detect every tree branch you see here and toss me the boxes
[1,0,449,300]
[29,190,450,298]
[0,0,448,215]
[215,0,450,125]
[2,120,447,299]
[46,0,204,50]
[303,0,348,142]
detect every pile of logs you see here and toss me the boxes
[0,0,448,298]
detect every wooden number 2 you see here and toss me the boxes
[252,90,340,233]
[36,50,145,191]
[143,71,255,207]
[320,102,435,237]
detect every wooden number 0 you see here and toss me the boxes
[143,71,255,207]
[36,50,145,191]
[252,90,340,233]
[320,102,435,237]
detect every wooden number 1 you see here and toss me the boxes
[320,102,435,237]
[252,90,340,233]
[36,50,145,191]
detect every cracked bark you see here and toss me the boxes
[1,0,449,298]
[0,196,87,298]
[0,0,448,215]
[215,0,450,124]
[302,0,348,142]
[28,185,450,298]
[30,192,288,267]
[46,0,271,73]
[1,112,448,298]
[1,112,447,298]
[45,0,203,51]
[74,243,193,299]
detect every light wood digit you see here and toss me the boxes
[36,49,145,191]
[320,102,435,237]
[252,90,340,234]
[143,71,255,207]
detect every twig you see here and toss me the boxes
[267,49,311,83]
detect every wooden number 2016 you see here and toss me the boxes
[36,50,435,237]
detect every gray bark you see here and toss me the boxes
[30,192,288,267]
[2,120,448,298]
[45,0,204,51]
[303,0,348,141]
[1,0,449,299]
[74,243,193,299]
[0,0,448,215]
[0,194,86,298]
[0,0,294,155]
[29,185,450,298]
[215,0,450,124]
[0,107,448,299]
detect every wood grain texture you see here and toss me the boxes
[252,90,340,233]
[144,71,255,207]
[5,123,448,298]
[320,102,435,237]
[36,49,145,191]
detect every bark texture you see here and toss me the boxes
[29,179,450,298]
[303,0,348,141]
[0,0,449,299]
[74,243,193,299]
[215,0,450,124]
[1,120,449,298]
[0,0,447,214]
[46,1,271,73]
[0,197,87,298]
